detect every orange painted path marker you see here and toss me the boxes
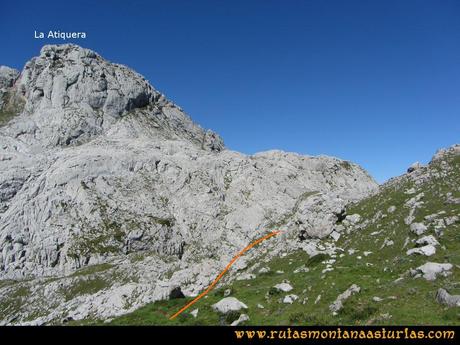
[169,230,283,320]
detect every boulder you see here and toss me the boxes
[406,245,436,257]
[273,282,293,292]
[410,223,428,235]
[407,162,422,173]
[230,313,249,326]
[411,262,453,281]
[415,235,439,247]
[344,214,361,225]
[436,288,460,307]
[212,297,248,314]
[329,231,341,241]
[282,294,299,304]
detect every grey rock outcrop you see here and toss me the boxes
[409,223,428,235]
[0,45,379,324]
[0,66,19,90]
[436,288,460,307]
[329,284,360,314]
[411,263,453,281]
[406,245,436,257]
[431,144,460,162]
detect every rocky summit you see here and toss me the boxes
[0,45,457,326]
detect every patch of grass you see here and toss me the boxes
[0,285,30,319]
[61,277,110,302]
[70,263,114,277]
[340,161,353,171]
[0,91,24,126]
[151,217,174,227]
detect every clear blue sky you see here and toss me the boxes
[1,0,459,182]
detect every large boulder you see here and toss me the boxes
[212,297,248,314]
[273,282,293,292]
[411,263,453,281]
[406,245,436,257]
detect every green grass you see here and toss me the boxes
[61,277,110,302]
[70,263,114,277]
[0,285,30,318]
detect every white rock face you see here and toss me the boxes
[0,44,378,324]
[212,297,248,314]
[411,263,453,281]
[329,284,360,314]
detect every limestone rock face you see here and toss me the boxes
[0,66,19,90]
[0,44,379,324]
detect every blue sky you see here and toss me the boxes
[1,0,459,182]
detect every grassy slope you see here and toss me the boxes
[104,154,459,326]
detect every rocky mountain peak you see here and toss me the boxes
[0,45,380,324]
[1,44,224,151]
[18,44,156,117]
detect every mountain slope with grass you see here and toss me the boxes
[106,145,460,326]
[0,45,378,325]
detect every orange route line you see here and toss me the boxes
[169,230,283,320]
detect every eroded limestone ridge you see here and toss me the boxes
[1,44,224,150]
[0,45,378,324]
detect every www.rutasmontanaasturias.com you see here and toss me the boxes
[34,30,87,40]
